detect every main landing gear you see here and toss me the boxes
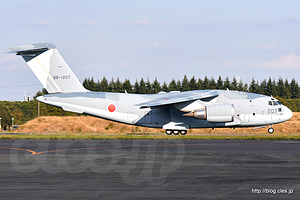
[165,129,187,135]
[268,125,274,134]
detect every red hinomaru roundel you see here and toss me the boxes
[108,104,116,112]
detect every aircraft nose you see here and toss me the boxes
[283,106,293,121]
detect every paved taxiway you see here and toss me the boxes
[0,140,299,199]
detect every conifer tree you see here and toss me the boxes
[272,79,278,97]
[161,81,169,92]
[277,78,284,98]
[123,79,133,93]
[237,81,246,92]
[145,78,152,94]
[284,78,291,99]
[249,78,258,93]
[181,75,190,91]
[133,80,139,94]
[115,77,123,93]
[83,77,97,91]
[224,76,231,90]
[90,77,96,90]
[216,76,223,89]
[202,76,210,89]
[169,79,177,91]
[243,83,248,92]
[231,76,237,91]
[210,77,216,89]
[290,78,300,99]
[82,78,90,90]
[152,77,161,94]
[139,78,147,94]
[100,76,109,92]
[96,79,101,91]
[189,76,197,91]
[266,77,275,96]
[259,79,267,95]
[197,78,203,90]
[176,80,182,91]
[108,77,115,92]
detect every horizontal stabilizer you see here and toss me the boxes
[9,43,87,94]
[8,43,56,55]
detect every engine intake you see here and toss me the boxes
[184,104,234,123]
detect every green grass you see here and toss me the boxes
[1,132,300,140]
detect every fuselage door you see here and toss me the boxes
[145,111,152,124]
[244,114,250,123]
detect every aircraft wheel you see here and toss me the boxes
[180,130,187,135]
[268,127,274,134]
[173,130,179,135]
[166,130,172,135]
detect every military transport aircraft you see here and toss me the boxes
[8,43,293,135]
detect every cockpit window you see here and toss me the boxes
[268,100,282,106]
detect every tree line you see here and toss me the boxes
[83,75,300,99]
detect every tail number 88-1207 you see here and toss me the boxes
[53,75,71,80]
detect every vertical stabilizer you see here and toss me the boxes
[9,43,87,93]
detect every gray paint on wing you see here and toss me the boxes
[136,90,219,107]
[105,93,120,101]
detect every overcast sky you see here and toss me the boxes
[1,0,300,101]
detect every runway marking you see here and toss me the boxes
[0,145,137,155]
[0,147,38,155]
[0,142,262,155]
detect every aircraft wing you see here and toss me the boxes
[136,90,219,107]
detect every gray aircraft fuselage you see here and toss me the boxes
[37,89,292,131]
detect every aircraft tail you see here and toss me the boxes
[8,43,87,93]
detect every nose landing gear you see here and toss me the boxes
[268,125,274,134]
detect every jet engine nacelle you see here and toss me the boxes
[184,104,234,123]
